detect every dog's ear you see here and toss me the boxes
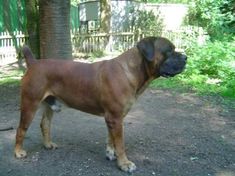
[137,37,156,62]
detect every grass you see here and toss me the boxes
[151,76,235,110]
[150,77,189,92]
[151,74,235,98]
[0,69,22,86]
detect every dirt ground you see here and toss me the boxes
[0,83,234,176]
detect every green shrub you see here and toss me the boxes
[181,38,235,97]
[186,0,235,40]
[151,37,235,98]
[0,69,22,86]
[132,8,164,36]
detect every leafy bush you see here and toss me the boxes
[132,9,164,36]
[151,37,235,98]
[179,38,235,97]
[186,0,235,40]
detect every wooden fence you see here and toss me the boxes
[72,31,139,54]
[0,26,205,64]
[0,31,27,64]
[72,26,205,53]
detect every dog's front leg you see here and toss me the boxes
[105,115,136,173]
[106,132,116,161]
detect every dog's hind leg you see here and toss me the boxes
[15,97,39,158]
[40,103,58,150]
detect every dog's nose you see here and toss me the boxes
[181,54,187,61]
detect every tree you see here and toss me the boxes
[39,0,72,59]
[187,0,235,40]
[99,0,111,51]
[100,0,111,33]
[25,0,39,59]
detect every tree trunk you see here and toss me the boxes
[100,0,111,51]
[39,0,72,60]
[25,0,40,59]
[100,0,111,33]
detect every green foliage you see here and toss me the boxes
[89,50,105,60]
[0,69,22,85]
[182,38,235,97]
[0,0,26,32]
[132,9,164,36]
[151,37,235,98]
[141,0,192,3]
[186,0,235,40]
[179,0,235,97]
[71,0,80,6]
[150,77,189,92]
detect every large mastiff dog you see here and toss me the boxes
[15,37,187,172]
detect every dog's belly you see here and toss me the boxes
[57,93,105,116]
[68,102,104,116]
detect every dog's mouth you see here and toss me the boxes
[159,52,187,78]
[160,64,186,78]
[159,55,187,78]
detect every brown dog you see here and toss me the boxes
[15,37,186,172]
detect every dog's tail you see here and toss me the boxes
[22,45,37,67]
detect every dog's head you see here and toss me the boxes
[137,37,187,78]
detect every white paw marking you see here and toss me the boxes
[106,146,116,161]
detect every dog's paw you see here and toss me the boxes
[106,146,116,161]
[118,160,136,173]
[15,149,27,158]
[44,142,58,150]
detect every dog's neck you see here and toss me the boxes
[115,47,156,96]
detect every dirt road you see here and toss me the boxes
[0,84,234,176]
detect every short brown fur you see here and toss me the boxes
[15,37,186,172]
